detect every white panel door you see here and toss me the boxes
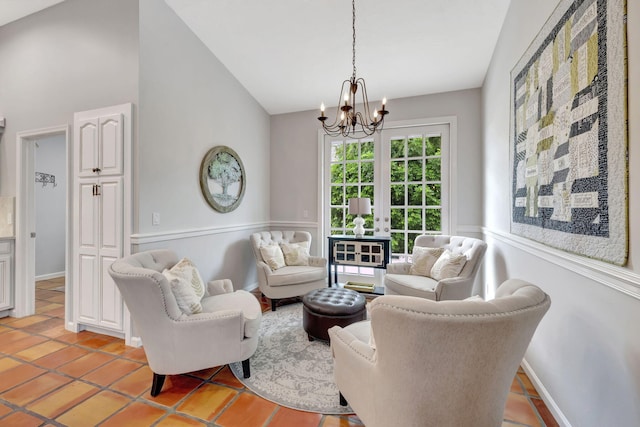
[77,119,99,178]
[99,114,123,176]
[77,181,99,324]
[98,177,123,329]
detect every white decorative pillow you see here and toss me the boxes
[259,245,286,270]
[430,250,467,280]
[409,247,445,277]
[162,258,206,315]
[280,241,310,266]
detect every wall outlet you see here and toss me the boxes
[303,209,309,218]
[7,213,12,225]
[152,212,160,226]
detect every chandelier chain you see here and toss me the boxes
[352,0,356,79]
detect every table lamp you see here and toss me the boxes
[348,197,371,238]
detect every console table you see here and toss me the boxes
[327,235,391,288]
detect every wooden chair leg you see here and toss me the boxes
[339,392,348,406]
[271,299,277,312]
[242,359,251,378]
[151,373,166,397]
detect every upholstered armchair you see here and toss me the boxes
[384,234,487,300]
[250,231,327,311]
[108,250,261,396]
[329,279,551,427]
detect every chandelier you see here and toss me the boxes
[318,0,388,137]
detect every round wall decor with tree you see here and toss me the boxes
[200,145,246,213]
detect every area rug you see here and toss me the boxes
[229,303,354,414]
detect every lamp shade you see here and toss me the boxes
[348,198,371,215]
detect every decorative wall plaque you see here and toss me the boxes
[200,145,246,213]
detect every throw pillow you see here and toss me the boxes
[162,258,206,315]
[280,241,310,266]
[409,246,445,276]
[430,250,467,280]
[259,244,286,270]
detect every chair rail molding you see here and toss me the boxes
[130,221,271,245]
[483,227,640,300]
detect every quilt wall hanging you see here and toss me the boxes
[510,0,628,265]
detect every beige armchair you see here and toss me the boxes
[329,279,551,427]
[384,234,487,300]
[250,231,327,311]
[108,250,261,396]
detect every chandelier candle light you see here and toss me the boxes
[348,197,371,238]
[318,0,388,137]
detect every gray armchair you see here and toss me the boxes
[329,279,551,427]
[250,231,327,311]
[384,234,487,300]
[108,250,261,396]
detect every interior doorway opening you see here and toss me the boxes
[15,125,71,326]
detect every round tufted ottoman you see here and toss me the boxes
[302,288,367,341]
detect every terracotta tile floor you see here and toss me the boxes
[0,278,559,426]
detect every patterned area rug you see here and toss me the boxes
[229,303,353,414]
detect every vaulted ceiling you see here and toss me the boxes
[1,0,511,115]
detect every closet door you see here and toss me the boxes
[73,103,130,335]
[98,177,123,330]
[76,180,99,324]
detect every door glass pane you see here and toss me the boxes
[425,158,441,181]
[360,162,374,183]
[390,184,405,205]
[425,136,441,156]
[390,139,405,158]
[390,208,405,229]
[331,185,343,205]
[425,183,441,205]
[407,136,423,157]
[408,184,423,205]
[390,160,405,181]
[425,208,442,232]
[407,208,422,230]
[407,159,423,181]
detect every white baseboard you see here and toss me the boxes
[521,358,572,427]
[35,271,65,281]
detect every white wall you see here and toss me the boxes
[35,134,66,278]
[0,0,139,196]
[270,88,484,255]
[135,0,271,289]
[482,1,640,425]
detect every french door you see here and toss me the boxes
[323,123,450,285]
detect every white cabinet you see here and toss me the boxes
[77,113,124,177]
[73,104,130,334]
[0,240,14,313]
[76,177,123,330]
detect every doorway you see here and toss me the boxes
[15,125,71,324]
[321,118,457,286]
